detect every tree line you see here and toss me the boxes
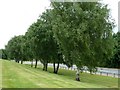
[1,2,120,80]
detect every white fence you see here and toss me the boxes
[23,61,120,78]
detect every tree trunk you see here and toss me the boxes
[15,59,17,62]
[43,63,45,71]
[31,59,33,67]
[53,62,56,73]
[18,60,19,63]
[89,68,93,75]
[35,59,37,68]
[90,71,92,75]
[55,62,59,74]
[45,63,48,71]
[43,63,48,71]
[21,60,23,64]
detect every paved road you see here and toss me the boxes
[23,61,120,78]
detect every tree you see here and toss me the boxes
[25,9,64,73]
[51,2,115,80]
[6,36,20,62]
[5,35,25,63]
[113,32,120,68]
[105,32,120,68]
[19,35,29,64]
[0,49,7,59]
[25,23,39,68]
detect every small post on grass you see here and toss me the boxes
[107,73,108,76]
[114,73,115,77]
[76,68,80,81]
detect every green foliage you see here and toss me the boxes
[0,49,7,59]
[5,35,27,63]
[105,32,120,68]
[51,2,115,71]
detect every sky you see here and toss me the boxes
[0,0,119,49]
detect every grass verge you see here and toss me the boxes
[2,60,118,88]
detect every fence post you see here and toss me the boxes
[114,73,115,77]
[107,73,108,76]
[118,74,120,78]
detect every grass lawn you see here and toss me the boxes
[1,59,118,88]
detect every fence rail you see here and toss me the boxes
[23,61,120,78]
[59,66,120,78]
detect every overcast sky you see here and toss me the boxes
[0,0,119,49]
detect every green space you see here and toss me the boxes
[0,1,120,89]
[2,60,118,88]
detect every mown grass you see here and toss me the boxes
[2,60,118,88]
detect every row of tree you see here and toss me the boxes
[1,2,119,80]
[104,32,120,68]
